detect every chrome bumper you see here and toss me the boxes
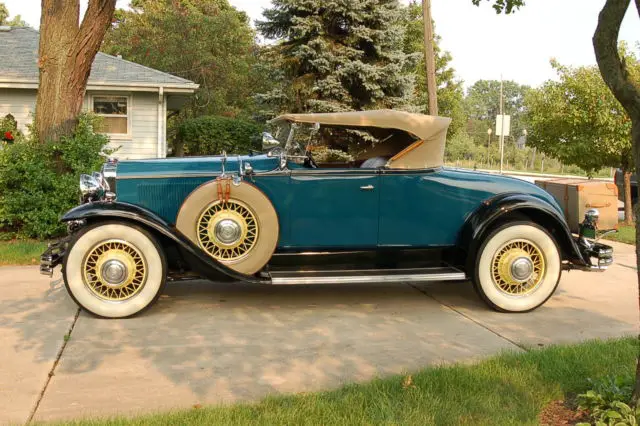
[40,237,69,277]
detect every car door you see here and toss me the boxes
[378,168,466,247]
[283,168,380,250]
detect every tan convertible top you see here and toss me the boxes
[273,110,452,169]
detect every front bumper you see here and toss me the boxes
[40,237,70,277]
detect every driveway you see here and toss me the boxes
[0,240,637,424]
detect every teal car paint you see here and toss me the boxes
[113,154,565,251]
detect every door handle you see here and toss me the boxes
[360,185,375,191]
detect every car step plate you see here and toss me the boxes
[269,266,466,285]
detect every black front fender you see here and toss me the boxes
[61,202,269,284]
[459,193,588,269]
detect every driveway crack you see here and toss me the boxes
[408,283,529,352]
[26,308,80,425]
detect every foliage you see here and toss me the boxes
[311,146,355,163]
[103,0,260,119]
[577,376,639,426]
[445,131,480,162]
[403,1,466,135]
[177,116,263,156]
[0,115,111,238]
[524,49,638,176]
[0,113,22,144]
[257,0,417,115]
[464,79,530,139]
[0,2,28,27]
[471,0,525,14]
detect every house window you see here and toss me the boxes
[92,95,129,136]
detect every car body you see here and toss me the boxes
[41,110,613,318]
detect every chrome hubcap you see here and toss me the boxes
[100,259,127,287]
[214,219,242,245]
[510,257,534,282]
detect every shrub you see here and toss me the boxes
[177,115,263,156]
[0,115,111,239]
[577,375,639,426]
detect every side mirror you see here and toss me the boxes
[262,132,281,151]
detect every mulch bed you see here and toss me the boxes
[539,400,590,425]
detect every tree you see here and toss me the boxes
[0,2,28,27]
[103,0,258,118]
[472,0,640,406]
[592,0,640,404]
[36,0,117,143]
[525,56,637,225]
[404,1,466,135]
[103,0,260,155]
[257,0,417,114]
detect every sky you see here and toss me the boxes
[3,0,639,88]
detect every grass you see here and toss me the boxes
[53,338,638,426]
[0,239,48,266]
[603,223,636,245]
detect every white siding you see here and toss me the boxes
[0,88,36,133]
[0,88,163,160]
[86,91,160,160]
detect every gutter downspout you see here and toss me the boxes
[157,86,164,158]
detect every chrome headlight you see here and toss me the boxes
[80,174,104,202]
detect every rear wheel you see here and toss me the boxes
[473,222,561,313]
[63,222,167,318]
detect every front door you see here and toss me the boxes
[284,169,380,250]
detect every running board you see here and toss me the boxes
[269,266,466,285]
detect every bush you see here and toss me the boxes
[577,375,639,426]
[177,115,263,156]
[0,115,111,239]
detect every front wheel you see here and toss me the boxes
[473,222,561,313]
[63,222,167,318]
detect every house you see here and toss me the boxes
[0,27,199,159]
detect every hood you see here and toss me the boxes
[115,154,279,178]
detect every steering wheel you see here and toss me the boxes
[304,148,318,169]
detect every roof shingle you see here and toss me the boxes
[0,27,197,89]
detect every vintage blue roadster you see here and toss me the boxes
[41,110,613,318]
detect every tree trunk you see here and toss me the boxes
[593,0,640,406]
[422,0,438,116]
[35,0,117,143]
[623,170,635,225]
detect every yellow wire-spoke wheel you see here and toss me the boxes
[82,240,147,301]
[491,239,546,296]
[197,199,259,261]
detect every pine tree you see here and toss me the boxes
[257,0,418,114]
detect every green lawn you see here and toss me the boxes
[54,338,637,426]
[603,223,636,245]
[0,239,48,266]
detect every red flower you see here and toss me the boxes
[3,131,13,141]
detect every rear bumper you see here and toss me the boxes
[40,237,70,277]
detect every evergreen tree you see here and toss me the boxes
[257,0,417,114]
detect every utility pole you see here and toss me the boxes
[423,0,438,116]
[499,76,505,174]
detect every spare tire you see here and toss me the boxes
[176,179,279,275]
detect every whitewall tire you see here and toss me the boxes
[474,222,561,313]
[63,222,167,318]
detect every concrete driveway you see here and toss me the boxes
[1,240,637,424]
